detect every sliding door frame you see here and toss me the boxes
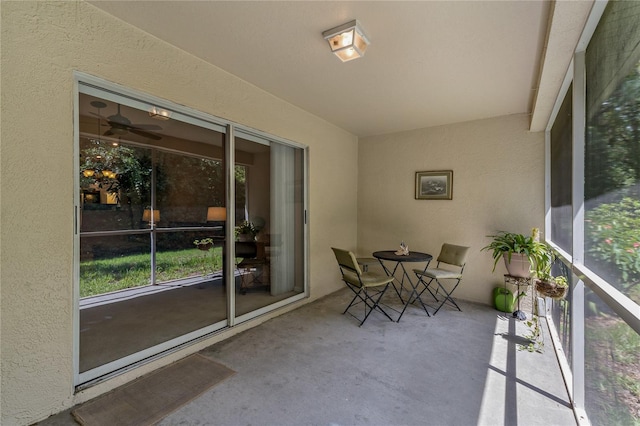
[73,72,309,387]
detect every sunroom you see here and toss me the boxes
[1,1,639,425]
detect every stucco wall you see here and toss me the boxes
[357,114,544,305]
[0,2,357,424]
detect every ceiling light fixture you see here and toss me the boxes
[322,19,369,62]
[149,106,171,120]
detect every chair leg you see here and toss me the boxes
[343,284,363,314]
[432,279,462,315]
[359,285,394,326]
[419,277,440,302]
[343,283,393,326]
[358,288,377,326]
[397,283,431,321]
[413,276,440,315]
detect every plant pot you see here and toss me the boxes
[536,279,568,299]
[503,252,531,278]
[237,233,255,242]
[196,243,213,251]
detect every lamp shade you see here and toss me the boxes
[322,19,369,62]
[142,208,160,223]
[207,206,226,222]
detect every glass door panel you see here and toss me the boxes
[77,85,307,383]
[78,90,228,379]
[79,232,151,372]
[234,135,305,317]
[155,230,227,325]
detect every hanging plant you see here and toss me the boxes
[194,238,213,251]
[530,242,569,299]
[535,276,568,299]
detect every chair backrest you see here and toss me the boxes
[437,244,470,267]
[331,247,363,276]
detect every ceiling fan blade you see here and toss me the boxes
[130,128,162,140]
[90,112,110,120]
[106,122,129,136]
[108,114,131,126]
[130,123,163,131]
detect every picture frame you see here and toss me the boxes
[415,170,453,200]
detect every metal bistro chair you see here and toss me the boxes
[413,243,470,315]
[356,257,378,272]
[236,241,269,294]
[331,248,395,326]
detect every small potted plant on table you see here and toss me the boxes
[235,220,258,242]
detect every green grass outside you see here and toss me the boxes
[80,247,223,297]
[585,315,640,424]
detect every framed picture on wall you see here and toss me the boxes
[415,170,453,200]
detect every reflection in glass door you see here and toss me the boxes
[234,135,305,318]
[77,80,308,385]
[77,89,228,380]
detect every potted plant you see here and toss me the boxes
[193,237,216,281]
[481,228,546,277]
[531,244,569,299]
[235,220,258,241]
[194,237,214,251]
[517,243,569,353]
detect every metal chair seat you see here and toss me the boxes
[236,241,269,294]
[414,268,462,280]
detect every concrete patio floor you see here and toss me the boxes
[38,288,576,425]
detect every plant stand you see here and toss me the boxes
[504,274,532,320]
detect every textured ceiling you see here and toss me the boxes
[89,1,593,137]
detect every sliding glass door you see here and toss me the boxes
[77,88,230,381]
[76,78,307,385]
[234,134,306,318]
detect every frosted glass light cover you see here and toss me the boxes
[323,20,369,62]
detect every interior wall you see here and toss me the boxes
[0,2,357,424]
[357,114,544,305]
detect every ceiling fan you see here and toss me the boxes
[90,102,163,140]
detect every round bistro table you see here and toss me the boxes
[372,250,433,321]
